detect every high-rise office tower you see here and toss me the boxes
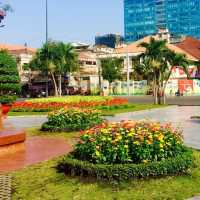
[124,0,200,42]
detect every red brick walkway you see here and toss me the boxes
[0,137,72,173]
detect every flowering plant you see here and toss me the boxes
[41,108,103,131]
[74,121,185,164]
[12,98,128,112]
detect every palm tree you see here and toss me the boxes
[55,42,79,96]
[30,41,79,96]
[161,50,190,104]
[137,37,190,104]
[137,38,168,104]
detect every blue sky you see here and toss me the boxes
[0,0,124,48]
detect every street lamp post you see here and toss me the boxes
[126,53,130,96]
[97,58,102,95]
[45,0,49,97]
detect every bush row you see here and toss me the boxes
[41,108,103,132]
[57,149,193,182]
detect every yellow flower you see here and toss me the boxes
[117,136,122,141]
[128,132,134,137]
[124,145,129,149]
[95,151,100,157]
[157,134,164,142]
[147,140,153,145]
[148,135,153,140]
[133,141,140,145]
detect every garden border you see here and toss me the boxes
[57,149,193,182]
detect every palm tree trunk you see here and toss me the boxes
[157,71,162,105]
[153,73,158,105]
[163,81,168,105]
[50,72,58,96]
[59,74,62,96]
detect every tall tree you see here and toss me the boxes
[30,41,79,96]
[0,50,21,104]
[54,42,79,96]
[160,50,190,104]
[137,38,167,104]
[101,58,123,93]
[136,37,190,104]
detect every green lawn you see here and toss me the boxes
[10,128,200,200]
[9,104,167,117]
[8,112,48,116]
[101,104,167,116]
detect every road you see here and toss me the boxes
[122,95,200,106]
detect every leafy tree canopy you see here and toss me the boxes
[0,50,21,104]
[29,41,79,96]
[101,58,123,84]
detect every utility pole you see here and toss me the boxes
[97,58,102,95]
[126,53,130,96]
[45,0,49,97]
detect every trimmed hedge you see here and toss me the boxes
[57,149,193,182]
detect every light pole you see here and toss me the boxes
[45,0,49,97]
[97,58,102,95]
[126,53,130,96]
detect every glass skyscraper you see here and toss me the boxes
[124,0,200,42]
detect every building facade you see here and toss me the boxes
[0,44,36,83]
[124,0,200,42]
[95,34,124,48]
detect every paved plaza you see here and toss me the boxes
[5,106,200,149]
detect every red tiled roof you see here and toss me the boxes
[0,44,37,54]
[115,35,198,61]
[176,37,200,60]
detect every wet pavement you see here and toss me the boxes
[0,137,72,173]
[5,106,200,149]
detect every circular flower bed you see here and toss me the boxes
[41,108,103,132]
[58,121,193,181]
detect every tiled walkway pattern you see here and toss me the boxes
[0,175,11,200]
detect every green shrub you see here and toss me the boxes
[41,108,103,132]
[0,50,21,104]
[73,121,185,164]
[0,95,17,104]
[57,149,193,182]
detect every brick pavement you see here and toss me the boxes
[0,136,72,173]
